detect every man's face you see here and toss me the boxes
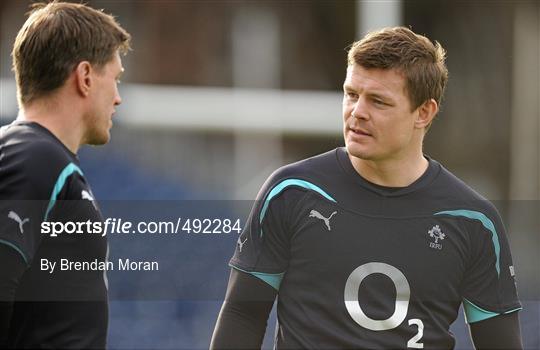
[84,52,123,145]
[342,64,421,163]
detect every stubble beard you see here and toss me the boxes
[83,115,111,146]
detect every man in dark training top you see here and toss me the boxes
[211,27,522,350]
[0,2,130,348]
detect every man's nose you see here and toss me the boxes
[351,97,369,120]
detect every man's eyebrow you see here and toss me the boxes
[343,84,393,100]
[367,92,392,100]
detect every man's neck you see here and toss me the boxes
[349,153,429,188]
[17,98,84,154]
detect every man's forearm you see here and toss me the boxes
[469,312,523,350]
[210,269,277,349]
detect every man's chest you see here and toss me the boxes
[285,199,472,302]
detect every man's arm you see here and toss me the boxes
[0,245,27,347]
[210,269,277,350]
[469,312,523,350]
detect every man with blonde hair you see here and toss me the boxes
[0,2,130,348]
[212,27,522,349]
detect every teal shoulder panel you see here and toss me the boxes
[259,178,336,225]
[435,209,501,276]
[230,265,285,291]
[463,298,500,323]
[463,299,521,323]
[44,163,84,220]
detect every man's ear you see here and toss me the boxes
[75,61,92,97]
[415,98,439,129]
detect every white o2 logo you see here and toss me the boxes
[344,262,424,348]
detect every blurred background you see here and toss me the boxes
[1,0,538,349]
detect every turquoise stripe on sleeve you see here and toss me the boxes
[259,179,336,226]
[0,239,28,265]
[230,265,285,291]
[504,307,523,314]
[435,209,501,276]
[463,298,500,323]
[44,163,83,220]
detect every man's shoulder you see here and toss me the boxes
[433,161,500,216]
[255,148,341,201]
[271,148,340,181]
[1,122,74,165]
[435,162,486,199]
[0,122,77,199]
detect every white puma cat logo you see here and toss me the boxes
[309,210,337,231]
[8,211,29,234]
[81,190,94,202]
[81,190,98,210]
